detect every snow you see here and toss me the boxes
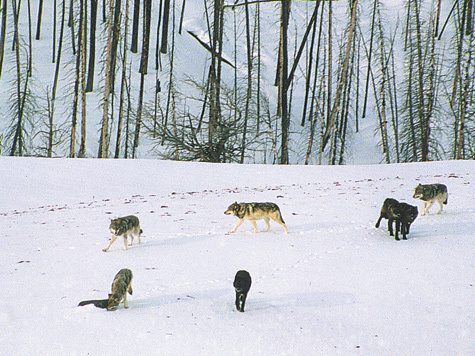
[1,157,474,355]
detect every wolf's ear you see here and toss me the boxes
[108,294,112,298]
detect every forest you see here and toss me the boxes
[0,0,473,164]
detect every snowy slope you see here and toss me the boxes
[0,157,474,355]
[3,0,457,163]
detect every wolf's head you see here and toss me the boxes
[400,203,418,224]
[109,218,122,235]
[413,184,424,199]
[224,202,240,216]
[107,293,120,310]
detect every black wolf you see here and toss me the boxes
[375,198,418,240]
[103,215,143,252]
[413,183,448,215]
[224,202,288,233]
[233,270,252,312]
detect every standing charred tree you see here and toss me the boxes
[85,0,97,92]
[277,0,290,164]
[240,0,252,163]
[130,0,139,53]
[46,0,66,157]
[78,0,87,157]
[204,0,225,162]
[115,0,130,158]
[35,0,43,40]
[160,0,170,54]
[0,0,6,81]
[98,0,115,158]
[70,0,88,157]
[132,0,151,158]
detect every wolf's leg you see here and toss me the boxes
[123,292,129,309]
[250,220,258,233]
[437,200,444,214]
[240,294,246,312]
[270,215,288,233]
[128,233,134,246]
[103,234,118,252]
[235,292,241,311]
[282,223,289,233]
[229,219,243,233]
[387,219,394,236]
[375,216,383,228]
[123,236,128,250]
[263,217,270,232]
[422,201,434,215]
[394,220,400,240]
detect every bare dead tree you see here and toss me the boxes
[0,0,7,81]
[85,0,97,92]
[98,0,115,158]
[114,0,130,158]
[130,0,139,53]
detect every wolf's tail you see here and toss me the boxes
[78,299,109,308]
[277,207,286,224]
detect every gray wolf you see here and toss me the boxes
[107,268,133,310]
[224,202,288,233]
[103,215,143,252]
[77,269,133,310]
[233,270,252,312]
[375,198,418,240]
[413,183,448,215]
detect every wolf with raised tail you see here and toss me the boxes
[413,183,448,215]
[103,215,143,252]
[224,202,288,234]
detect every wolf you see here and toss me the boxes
[224,202,288,233]
[375,198,418,240]
[78,269,133,310]
[233,270,252,312]
[107,268,133,310]
[103,215,143,252]
[413,183,448,215]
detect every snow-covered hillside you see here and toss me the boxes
[1,0,460,163]
[0,157,474,355]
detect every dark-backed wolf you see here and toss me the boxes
[107,268,133,310]
[224,202,288,233]
[375,198,418,240]
[413,183,448,215]
[78,269,133,310]
[233,270,252,312]
[103,215,143,252]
